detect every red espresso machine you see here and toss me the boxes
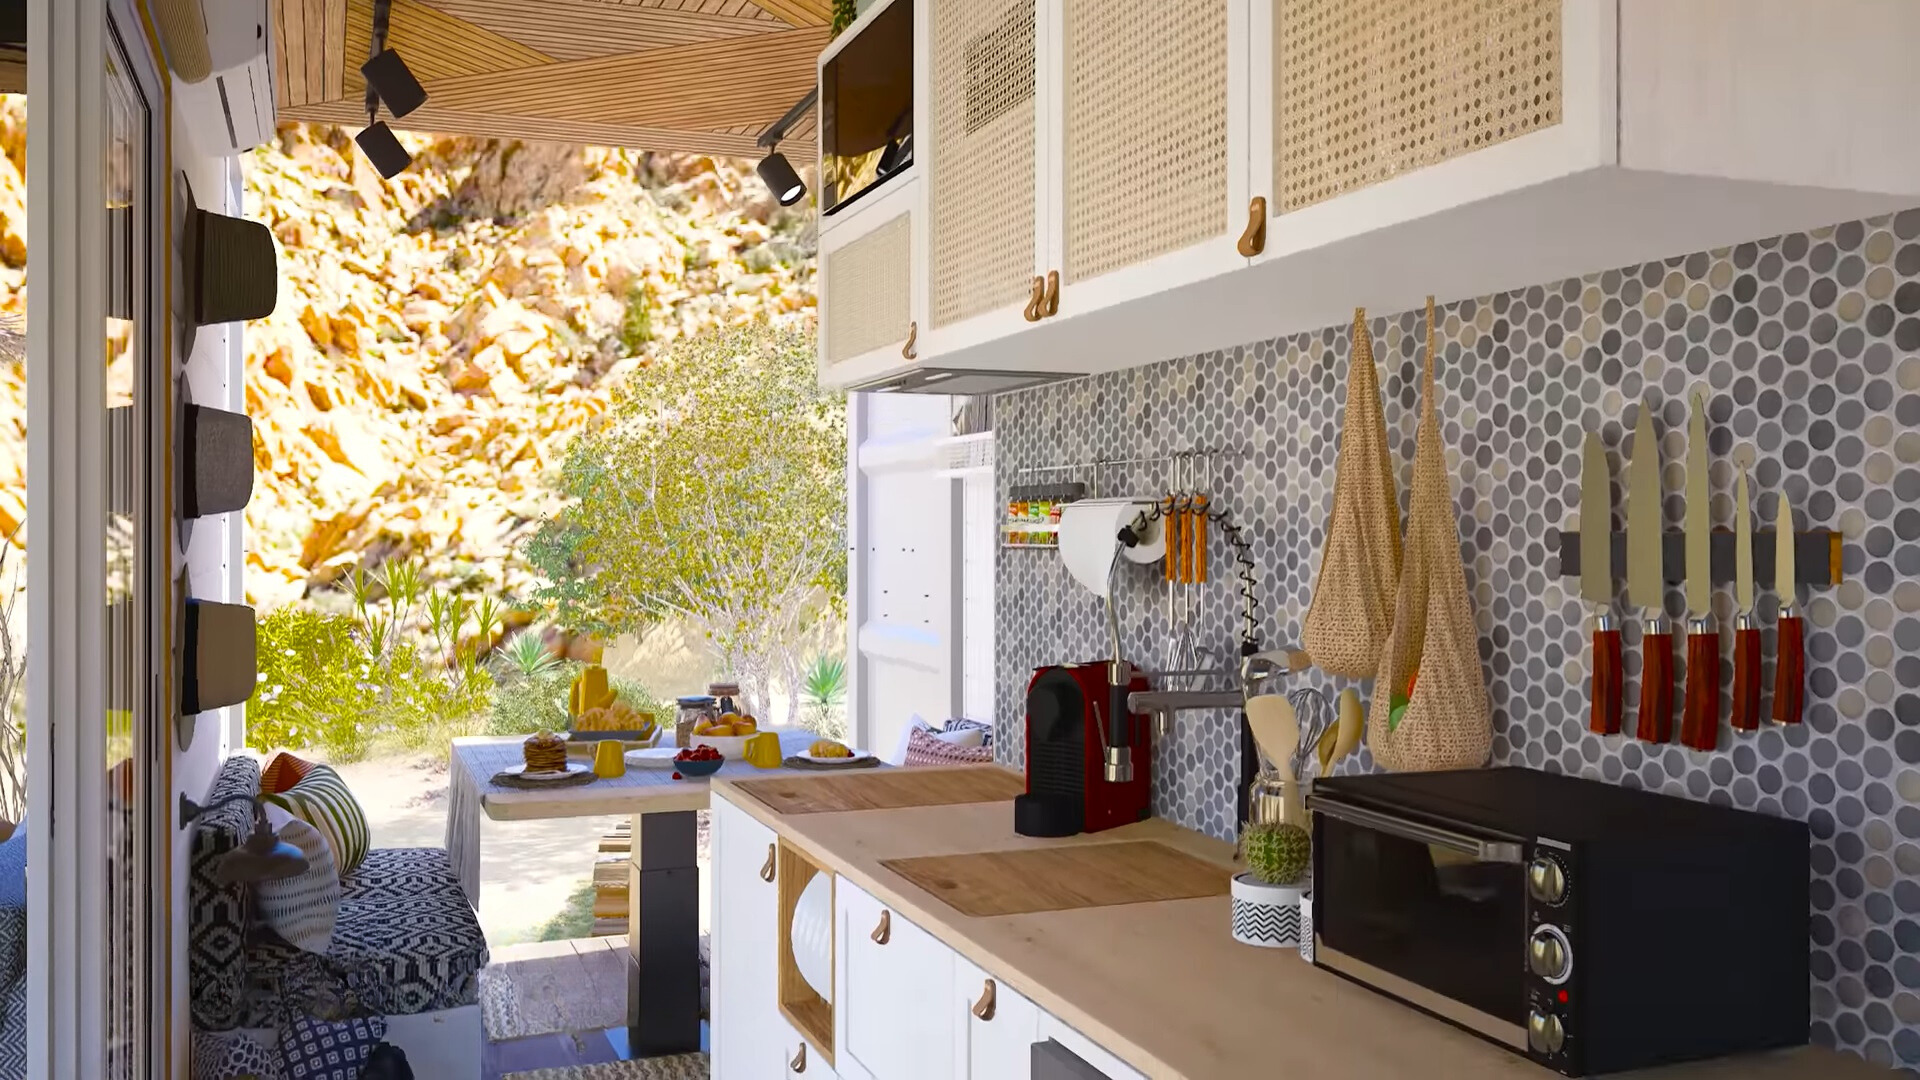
[1012,663,1153,837]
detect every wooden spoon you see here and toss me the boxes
[1245,693,1299,783]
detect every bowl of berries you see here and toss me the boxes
[671,745,725,779]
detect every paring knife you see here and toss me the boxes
[1680,391,1719,752]
[1773,492,1805,725]
[1731,458,1763,732]
[1628,403,1673,743]
[1581,433,1622,734]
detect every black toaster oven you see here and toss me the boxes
[1306,767,1809,1077]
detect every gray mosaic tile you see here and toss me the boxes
[994,212,1920,1071]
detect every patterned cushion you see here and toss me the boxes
[0,817,24,989]
[254,808,339,954]
[941,717,994,747]
[278,1013,384,1080]
[903,726,994,766]
[0,976,24,1080]
[191,1029,285,1080]
[263,764,369,876]
[259,752,319,796]
[191,755,265,1031]
[236,848,488,1029]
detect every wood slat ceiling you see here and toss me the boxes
[272,0,823,154]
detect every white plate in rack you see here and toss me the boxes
[625,747,683,770]
[500,762,592,781]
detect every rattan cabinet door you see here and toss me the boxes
[926,0,1044,349]
[820,176,920,384]
[1051,0,1245,311]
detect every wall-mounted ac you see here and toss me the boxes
[162,0,277,157]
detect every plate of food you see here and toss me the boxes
[670,745,725,778]
[797,739,871,765]
[499,761,593,781]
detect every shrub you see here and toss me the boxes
[489,663,577,736]
[250,607,378,759]
[619,285,653,353]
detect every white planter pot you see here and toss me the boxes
[1230,872,1306,949]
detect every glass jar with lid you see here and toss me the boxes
[674,696,718,748]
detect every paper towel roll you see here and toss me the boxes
[1058,498,1166,597]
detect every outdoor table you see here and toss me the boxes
[446,729,833,1057]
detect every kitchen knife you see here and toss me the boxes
[1680,391,1719,752]
[1731,459,1763,732]
[1628,403,1673,743]
[1581,433,1622,735]
[1772,492,1804,725]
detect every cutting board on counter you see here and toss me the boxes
[733,766,1026,815]
[881,841,1230,917]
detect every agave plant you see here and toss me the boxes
[802,655,846,712]
[497,630,562,680]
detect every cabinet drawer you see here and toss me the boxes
[785,1027,839,1080]
[955,956,1039,1080]
[836,881,956,1080]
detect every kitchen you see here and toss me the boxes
[714,0,1920,1077]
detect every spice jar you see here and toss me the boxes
[674,696,718,748]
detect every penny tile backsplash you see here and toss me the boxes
[993,211,1920,1072]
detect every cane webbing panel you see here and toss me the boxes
[1063,0,1229,285]
[1275,0,1562,214]
[931,0,1038,329]
[826,213,912,366]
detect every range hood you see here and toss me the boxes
[848,366,1083,396]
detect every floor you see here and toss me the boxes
[479,937,711,1078]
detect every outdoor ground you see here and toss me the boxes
[330,751,715,947]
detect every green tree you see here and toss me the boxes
[525,322,845,721]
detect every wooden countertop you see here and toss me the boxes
[713,766,1892,1080]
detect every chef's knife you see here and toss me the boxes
[1731,460,1763,732]
[1581,433,1621,734]
[1628,403,1673,743]
[1772,492,1804,725]
[1680,391,1719,752]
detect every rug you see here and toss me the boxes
[502,1056,708,1079]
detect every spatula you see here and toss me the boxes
[1245,693,1299,782]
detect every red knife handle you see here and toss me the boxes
[1591,624,1623,735]
[1773,614,1805,725]
[1681,622,1720,752]
[1636,625,1674,743]
[1731,619,1763,732]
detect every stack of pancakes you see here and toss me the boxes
[522,731,570,773]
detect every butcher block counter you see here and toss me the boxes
[711,765,1889,1080]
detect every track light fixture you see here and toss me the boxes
[756,88,817,207]
[355,0,427,179]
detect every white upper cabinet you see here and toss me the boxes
[819,0,1920,389]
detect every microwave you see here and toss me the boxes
[1306,767,1808,1077]
[819,0,913,215]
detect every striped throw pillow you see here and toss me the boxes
[259,751,319,795]
[255,806,338,954]
[263,764,369,876]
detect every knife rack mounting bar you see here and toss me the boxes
[1553,530,1841,588]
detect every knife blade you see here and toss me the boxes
[1731,459,1763,732]
[1628,403,1673,743]
[1680,391,1720,752]
[1581,433,1622,735]
[1773,491,1804,725]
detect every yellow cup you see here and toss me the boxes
[593,739,627,778]
[743,731,783,769]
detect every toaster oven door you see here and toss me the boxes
[1309,797,1529,1050]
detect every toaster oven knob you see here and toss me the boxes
[1528,925,1571,983]
[1526,855,1567,905]
[1528,1010,1566,1054]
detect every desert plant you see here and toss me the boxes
[1241,821,1311,886]
[249,606,379,760]
[495,630,563,681]
[489,663,578,737]
[800,654,846,736]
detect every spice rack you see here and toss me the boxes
[1004,482,1084,550]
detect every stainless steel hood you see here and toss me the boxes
[847,366,1083,395]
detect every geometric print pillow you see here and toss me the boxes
[262,764,369,876]
[253,808,338,954]
[903,725,994,767]
[277,1013,384,1080]
[189,1029,285,1080]
[258,751,319,797]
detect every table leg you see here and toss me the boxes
[627,810,701,1057]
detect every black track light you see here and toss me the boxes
[361,48,427,119]
[757,151,806,207]
[356,120,413,180]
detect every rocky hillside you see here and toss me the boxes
[245,124,816,610]
[0,106,818,612]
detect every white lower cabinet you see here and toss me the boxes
[834,880,956,1080]
[712,798,782,1080]
[779,1018,838,1080]
[953,956,1039,1080]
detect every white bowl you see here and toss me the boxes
[791,873,833,1003]
[690,732,755,759]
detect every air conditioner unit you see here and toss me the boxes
[170,0,277,157]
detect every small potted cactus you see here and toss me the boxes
[1231,780,1311,949]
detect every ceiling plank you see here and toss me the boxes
[303,0,328,110]
[739,0,830,27]
[419,0,787,60]
[342,0,552,93]
[279,96,814,157]
[324,0,347,101]
[412,26,825,131]
[273,0,309,105]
